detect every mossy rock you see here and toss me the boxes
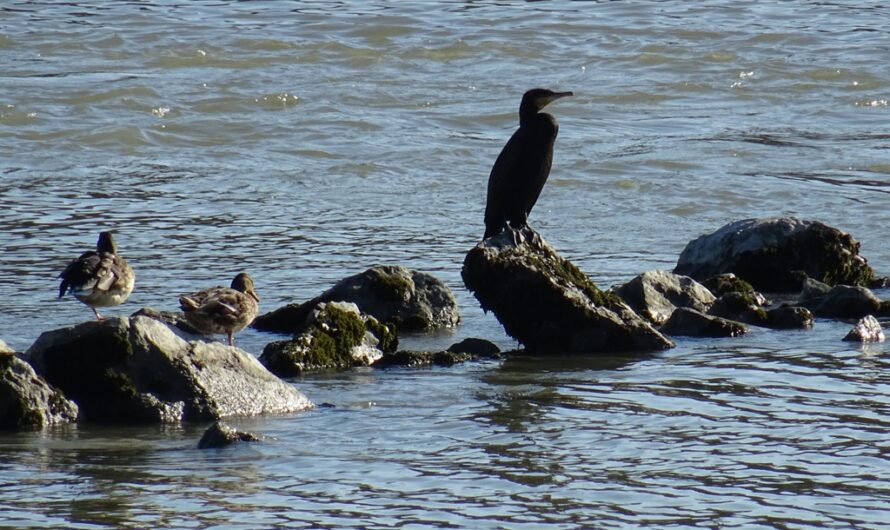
[253,265,459,333]
[462,230,674,354]
[259,302,398,376]
[675,218,875,292]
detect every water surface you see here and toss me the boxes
[1,2,888,528]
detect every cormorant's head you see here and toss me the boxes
[232,272,260,302]
[97,231,117,254]
[519,88,573,118]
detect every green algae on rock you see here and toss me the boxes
[259,301,398,377]
[675,218,875,292]
[462,230,674,354]
[253,265,459,333]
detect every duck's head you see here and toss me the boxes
[97,231,118,254]
[231,272,260,302]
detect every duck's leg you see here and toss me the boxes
[227,333,235,347]
[92,307,105,321]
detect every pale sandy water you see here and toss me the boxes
[0,1,889,528]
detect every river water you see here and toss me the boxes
[1,1,889,528]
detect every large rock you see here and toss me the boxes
[674,218,875,292]
[0,354,79,429]
[611,270,716,326]
[259,301,397,377]
[24,316,312,423]
[462,231,674,354]
[254,265,459,333]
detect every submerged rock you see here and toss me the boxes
[24,316,312,423]
[660,308,747,338]
[611,269,715,326]
[373,350,473,368]
[798,279,887,319]
[674,217,875,292]
[254,265,459,333]
[462,231,674,354]
[0,354,79,429]
[842,315,885,343]
[447,338,501,357]
[259,301,397,377]
[197,421,261,449]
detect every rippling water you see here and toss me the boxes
[1,1,889,528]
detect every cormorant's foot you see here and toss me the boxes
[521,226,543,248]
[508,226,525,246]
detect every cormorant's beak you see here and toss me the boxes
[543,91,573,106]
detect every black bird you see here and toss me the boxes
[483,87,573,240]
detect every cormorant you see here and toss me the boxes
[58,231,136,320]
[483,87,573,240]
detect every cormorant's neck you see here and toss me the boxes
[518,101,540,125]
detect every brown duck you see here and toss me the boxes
[58,231,136,320]
[179,272,260,346]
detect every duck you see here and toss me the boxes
[58,231,136,320]
[179,272,260,346]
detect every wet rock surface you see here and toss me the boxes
[798,279,888,319]
[611,270,716,326]
[660,308,747,338]
[259,301,397,377]
[24,316,312,423]
[447,338,501,357]
[373,350,473,368]
[0,354,79,430]
[198,421,262,449]
[842,315,885,343]
[462,231,674,354]
[674,217,875,292]
[254,265,459,333]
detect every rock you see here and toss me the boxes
[254,265,459,333]
[611,270,716,326]
[702,273,769,306]
[0,355,79,429]
[259,302,397,377]
[660,308,747,338]
[798,281,885,319]
[132,307,202,336]
[708,293,813,330]
[674,217,875,292]
[0,340,12,355]
[462,231,674,354]
[373,350,472,368]
[767,305,815,329]
[842,315,885,343]
[447,338,501,357]
[197,421,261,449]
[24,316,312,423]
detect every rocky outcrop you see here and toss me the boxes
[24,316,312,423]
[462,231,674,354]
[254,265,459,333]
[660,308,747,338]
[0,354,79,429]
[674,218,875,292]
[198,421,261,449]
[842,316,885,343]
[259,302,397,377]
[798,279,888,319]
[611,270,715,326]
